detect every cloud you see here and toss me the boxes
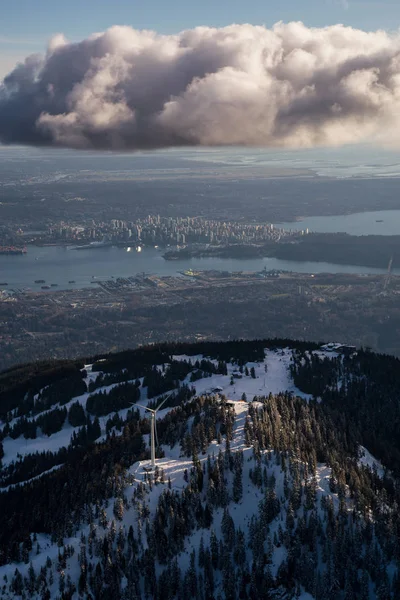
[1,22,400,150]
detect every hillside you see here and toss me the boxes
[272,233,400,269]
[163,233,400,269]
[1,339,400,599]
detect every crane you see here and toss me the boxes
[383,256,393,292]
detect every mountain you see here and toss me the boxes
[1,339,400,599]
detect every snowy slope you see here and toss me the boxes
[0,347,308,478]
[0,344,390,600]
[358,445,386,479]
[0,397,336,600]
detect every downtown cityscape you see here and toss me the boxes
[3,2,400,595]
[1,214,302,251]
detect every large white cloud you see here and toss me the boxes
[1,22,400,150]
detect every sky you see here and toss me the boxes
[1,0,400,79]
[2,0,400,154]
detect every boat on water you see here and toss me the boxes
[0,282,8,286]
[0,246,27,255]
[68,280,76,284]
[72,236,112,250]
[41,285,50,290]
[51,283,58,287]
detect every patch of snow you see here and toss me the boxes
[358,445,385,478]
[1,424,74,467]
[174,348,313,402]
[0,464,64,493]
[0,382,355,600]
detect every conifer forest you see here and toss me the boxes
[1,339,400,599]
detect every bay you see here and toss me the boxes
[277,209,400,236]
[0,244,396,292]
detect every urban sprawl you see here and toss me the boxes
[2,215,308,249]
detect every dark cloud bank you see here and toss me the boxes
[1,22,400,150]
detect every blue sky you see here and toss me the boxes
[2,0,400,40]
[1,0,400,79]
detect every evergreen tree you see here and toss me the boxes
[68,401,86,427]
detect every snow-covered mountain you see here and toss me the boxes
[0,340,399,599]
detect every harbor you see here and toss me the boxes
[0,244,396,293]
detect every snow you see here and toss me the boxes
[0,528,88,597]
[171,354,216,364]
[125,397,343,589]
[1,424,74,467]
[0,345,341,498]
[172,347,313,402]
[0,464,64,493]
[0,374,367,600]
[315,464,333,496]
[0,347,317,489]
[0,345,369,599]
[358,445,385,478]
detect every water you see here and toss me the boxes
[0,244,396,292]
[277,210,400,236]
[179,146,400,179]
